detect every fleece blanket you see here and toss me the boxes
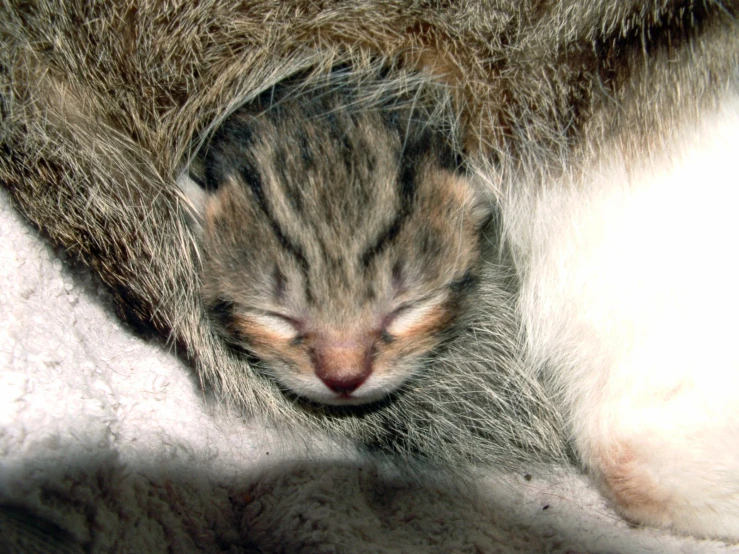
[1,188,736,554]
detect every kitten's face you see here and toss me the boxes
[187,87,490,405]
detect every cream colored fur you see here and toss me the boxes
[497,94,739,539]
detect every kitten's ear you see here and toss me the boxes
[176,169,208,229]
[470,187,495,230]
[457,176,495,230]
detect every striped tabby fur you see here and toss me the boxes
[182,74,491,405]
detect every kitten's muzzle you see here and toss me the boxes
[310,337,374,395]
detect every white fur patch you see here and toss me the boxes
[176,170,208,219]
[508,93,739,539]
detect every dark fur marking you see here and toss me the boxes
[324,111,356,175]
[359,135,423,268]
[360,212,406,269]
[272,266,286,301]
[449,270,477,293]
[203,156,221,192]
[341,133,354,174]
[208,298,240,337]
[239,163,314,302]
[296,129,315,169]
[203,120,255,191]
[391,262,404,293]
[228,123,255,152]
[438,141,463,174]
[273,145,305,215]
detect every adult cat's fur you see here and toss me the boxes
[486,7,739,537]
[1,0,737,540]
[508,100,739,538]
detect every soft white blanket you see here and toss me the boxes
[1,189,736,553]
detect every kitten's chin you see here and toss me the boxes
[310,394,384,407]
[277,374,409,407]
[293,385,396,407]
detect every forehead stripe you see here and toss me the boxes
[239,164,313,300]
[360,136,420,268]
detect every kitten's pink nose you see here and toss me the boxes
[312,338,373,395]
[317,372,369,394]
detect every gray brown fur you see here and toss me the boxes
[1,0,736,469]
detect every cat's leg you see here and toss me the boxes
[517,98,739,539]
[578,334,739,539]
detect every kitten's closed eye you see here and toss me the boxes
[243,297,446,348]
[247,311,304,342]
[384,294,448,339]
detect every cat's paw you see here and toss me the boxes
[582,383,739,540]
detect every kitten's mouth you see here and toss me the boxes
[287,371,406,407]
[283,386,408,417]
[315,388,391,407]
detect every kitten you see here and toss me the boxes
[180,76,492,406]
